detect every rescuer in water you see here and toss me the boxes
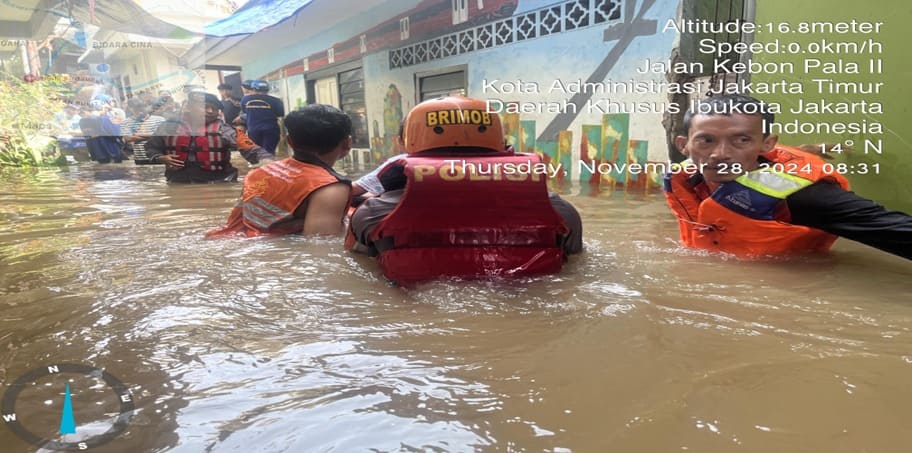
[664,93,911,259]
[347,96,582,284]
[145,92,274,183]
[206,104,354,237]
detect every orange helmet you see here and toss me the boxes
[404,96,504,154]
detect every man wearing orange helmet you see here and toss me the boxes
[347,96,582,283]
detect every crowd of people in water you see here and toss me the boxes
[52,79,283,166]
[49,87,912,284]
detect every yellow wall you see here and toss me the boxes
[752,1,912,211]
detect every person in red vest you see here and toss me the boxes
[665,93,911,259]
[206,104,353,237]
[347,96,582,284]
[146,92,274,183]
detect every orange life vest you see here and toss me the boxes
[663,145,850,256]
[358,153,568,284]
[164,121,229,171]
[206,156,346,238]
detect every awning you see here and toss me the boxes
[38,0,197,39]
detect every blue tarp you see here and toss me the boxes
[204,0,314,37]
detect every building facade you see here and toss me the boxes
[249,0,680,193]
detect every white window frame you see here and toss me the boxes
[415,65,468,103]
[452,0,468,25]
[400,17,410,40]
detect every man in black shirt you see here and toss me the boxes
[240,80,284,154]
[785,182,912,259]
[217,83,241,125]
[665,94,911,260]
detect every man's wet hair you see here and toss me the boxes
[684,94,775,136]
[217,83,233,91]
[284,104,352,156]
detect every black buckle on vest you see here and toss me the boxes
[373,236,395,255]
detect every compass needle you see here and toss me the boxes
[58,383,76,435]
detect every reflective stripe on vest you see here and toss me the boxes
[711,168,815,221]
[737,170,814,198]
[205,157,346,238]
[242,197,293,231]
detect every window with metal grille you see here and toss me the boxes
[418,69,466,102]
[338,67,369,148]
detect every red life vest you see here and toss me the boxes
[664,145,850,256]
[164,121,228,171]
[367,153,568,284]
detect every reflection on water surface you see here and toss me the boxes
[1,163,910,452]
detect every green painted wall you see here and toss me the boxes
[752,1,912,211]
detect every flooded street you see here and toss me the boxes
[1,162,911,452]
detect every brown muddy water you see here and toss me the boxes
[1,162,911,452]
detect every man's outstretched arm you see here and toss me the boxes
[787,182,912,259]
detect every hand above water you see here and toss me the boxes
[158,154,184,169]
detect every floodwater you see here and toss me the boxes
[1,161,911,453]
